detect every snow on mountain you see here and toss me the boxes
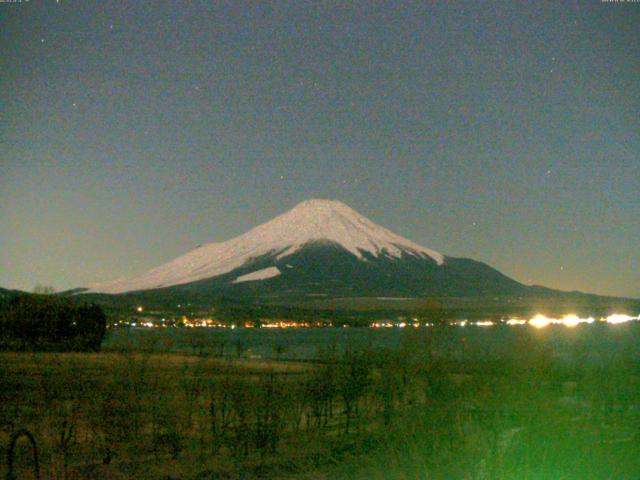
[232,266,281,284]
[87,199,444,294]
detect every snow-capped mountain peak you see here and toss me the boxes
[258,199,443,262]
[87,199,444,294]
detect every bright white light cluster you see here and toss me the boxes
[603,313,638,324]
[456,313,640,329]
[528,314,594,329]
[522,313,638,329]
[506,319,527,326]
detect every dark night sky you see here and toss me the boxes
[1,1,638,298]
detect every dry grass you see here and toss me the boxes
[3,326,640,479]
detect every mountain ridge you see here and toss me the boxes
[78,199,638,315]
[87,199,445,294]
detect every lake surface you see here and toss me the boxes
[103,322,640,368]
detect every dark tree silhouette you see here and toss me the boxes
[0,295,106,351]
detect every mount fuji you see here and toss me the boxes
[85,199,529,300]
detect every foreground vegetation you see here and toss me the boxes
[0,295,106,352]
[2,325,640,479]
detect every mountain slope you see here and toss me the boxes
[78,199,640,314]
[87,199,446,294]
